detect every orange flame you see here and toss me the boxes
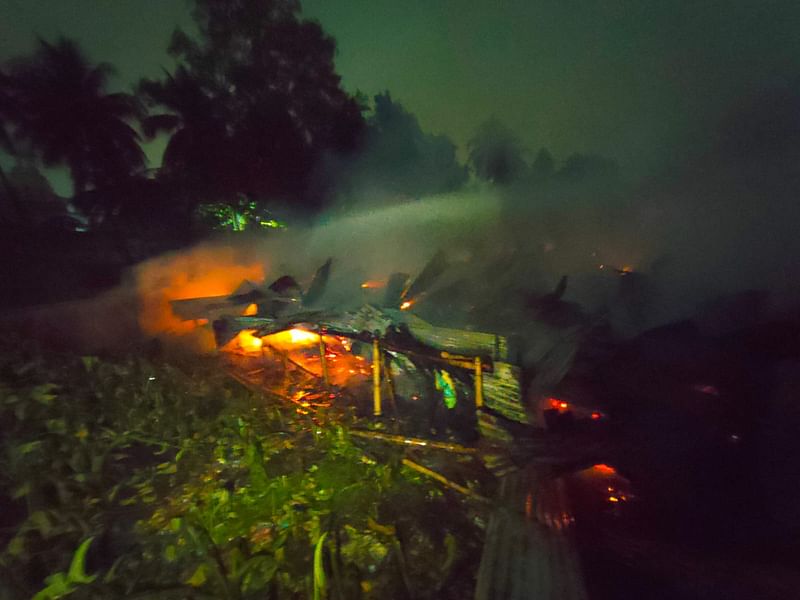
[135,245,265,343]
[361,280,386,289]
[592,464,617,475]
[265,328,319,348]
[235,330,263,352]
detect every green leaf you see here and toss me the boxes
[32,572,72,600]
[31,538,96,600]
[239,555,278,593]
[164,545,177,562]
[156,462,177,474]
[31,383,58,405]
[67,537,97,584]
[185,563,208,587]
[18,440,43,455]
[6,535,25,557]
[313,532,328,600]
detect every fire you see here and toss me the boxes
[242,303,258,316]
[549,397,569,411]
[288,328,319,343]
[400,300,414,310]
[233,330,263,352]
[265,328,320,349]
[136,244,265,341]
[361,280,386,289]
[591,464,617,475]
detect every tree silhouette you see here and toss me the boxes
[141,0,364,209]
[5,38,144,194]
[139,67,232,196]
[530,147,555,182]
[339,91,467,198]
[467,117,527,184]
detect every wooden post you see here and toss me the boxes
[474,356,484,408]
[318,331,329,387]
[373,337,382,416]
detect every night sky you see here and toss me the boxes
[5,0,800,194]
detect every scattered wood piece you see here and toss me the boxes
[350,429,476,454]
[401,457,489,504]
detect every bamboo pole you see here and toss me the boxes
[401,458,489,503]
[349,429,476,454]
[474,356,484,408]
[372,337,382,416]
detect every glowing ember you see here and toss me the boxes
[242,303,258,316]
[549,397,569,411]
[592,464,617,475]
[361,280,386,289]
[400,300,414,310]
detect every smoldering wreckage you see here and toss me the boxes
[118,249,800,597]
[170,250,604,446]
[160,239,800,596]
[167,247,772,508]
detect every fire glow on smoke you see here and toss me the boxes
[135,245,265,347]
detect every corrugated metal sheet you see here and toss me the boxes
[406,320,508,361]
[313,305,510,361]
[483,362,528,423]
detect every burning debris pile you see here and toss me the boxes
[164,251,578,451]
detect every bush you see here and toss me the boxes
[0,340,483,599]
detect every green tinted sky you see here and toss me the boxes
[4,0,800,193]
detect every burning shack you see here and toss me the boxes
[169,255,533,443]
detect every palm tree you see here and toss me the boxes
[6,37,145,194]
[139,66,231,191]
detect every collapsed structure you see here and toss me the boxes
[169,252,591,443]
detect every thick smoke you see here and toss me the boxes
[13,84,800,352]
[130,111,800,347]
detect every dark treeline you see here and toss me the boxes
[0,0,621,244]
[2,0,800,314]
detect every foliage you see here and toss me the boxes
[3,38,145,194]
[139,0,365,210]
[0,340,483,599]
[194,196,287,232]
[31,538,96,600]
[337,92,468,199]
